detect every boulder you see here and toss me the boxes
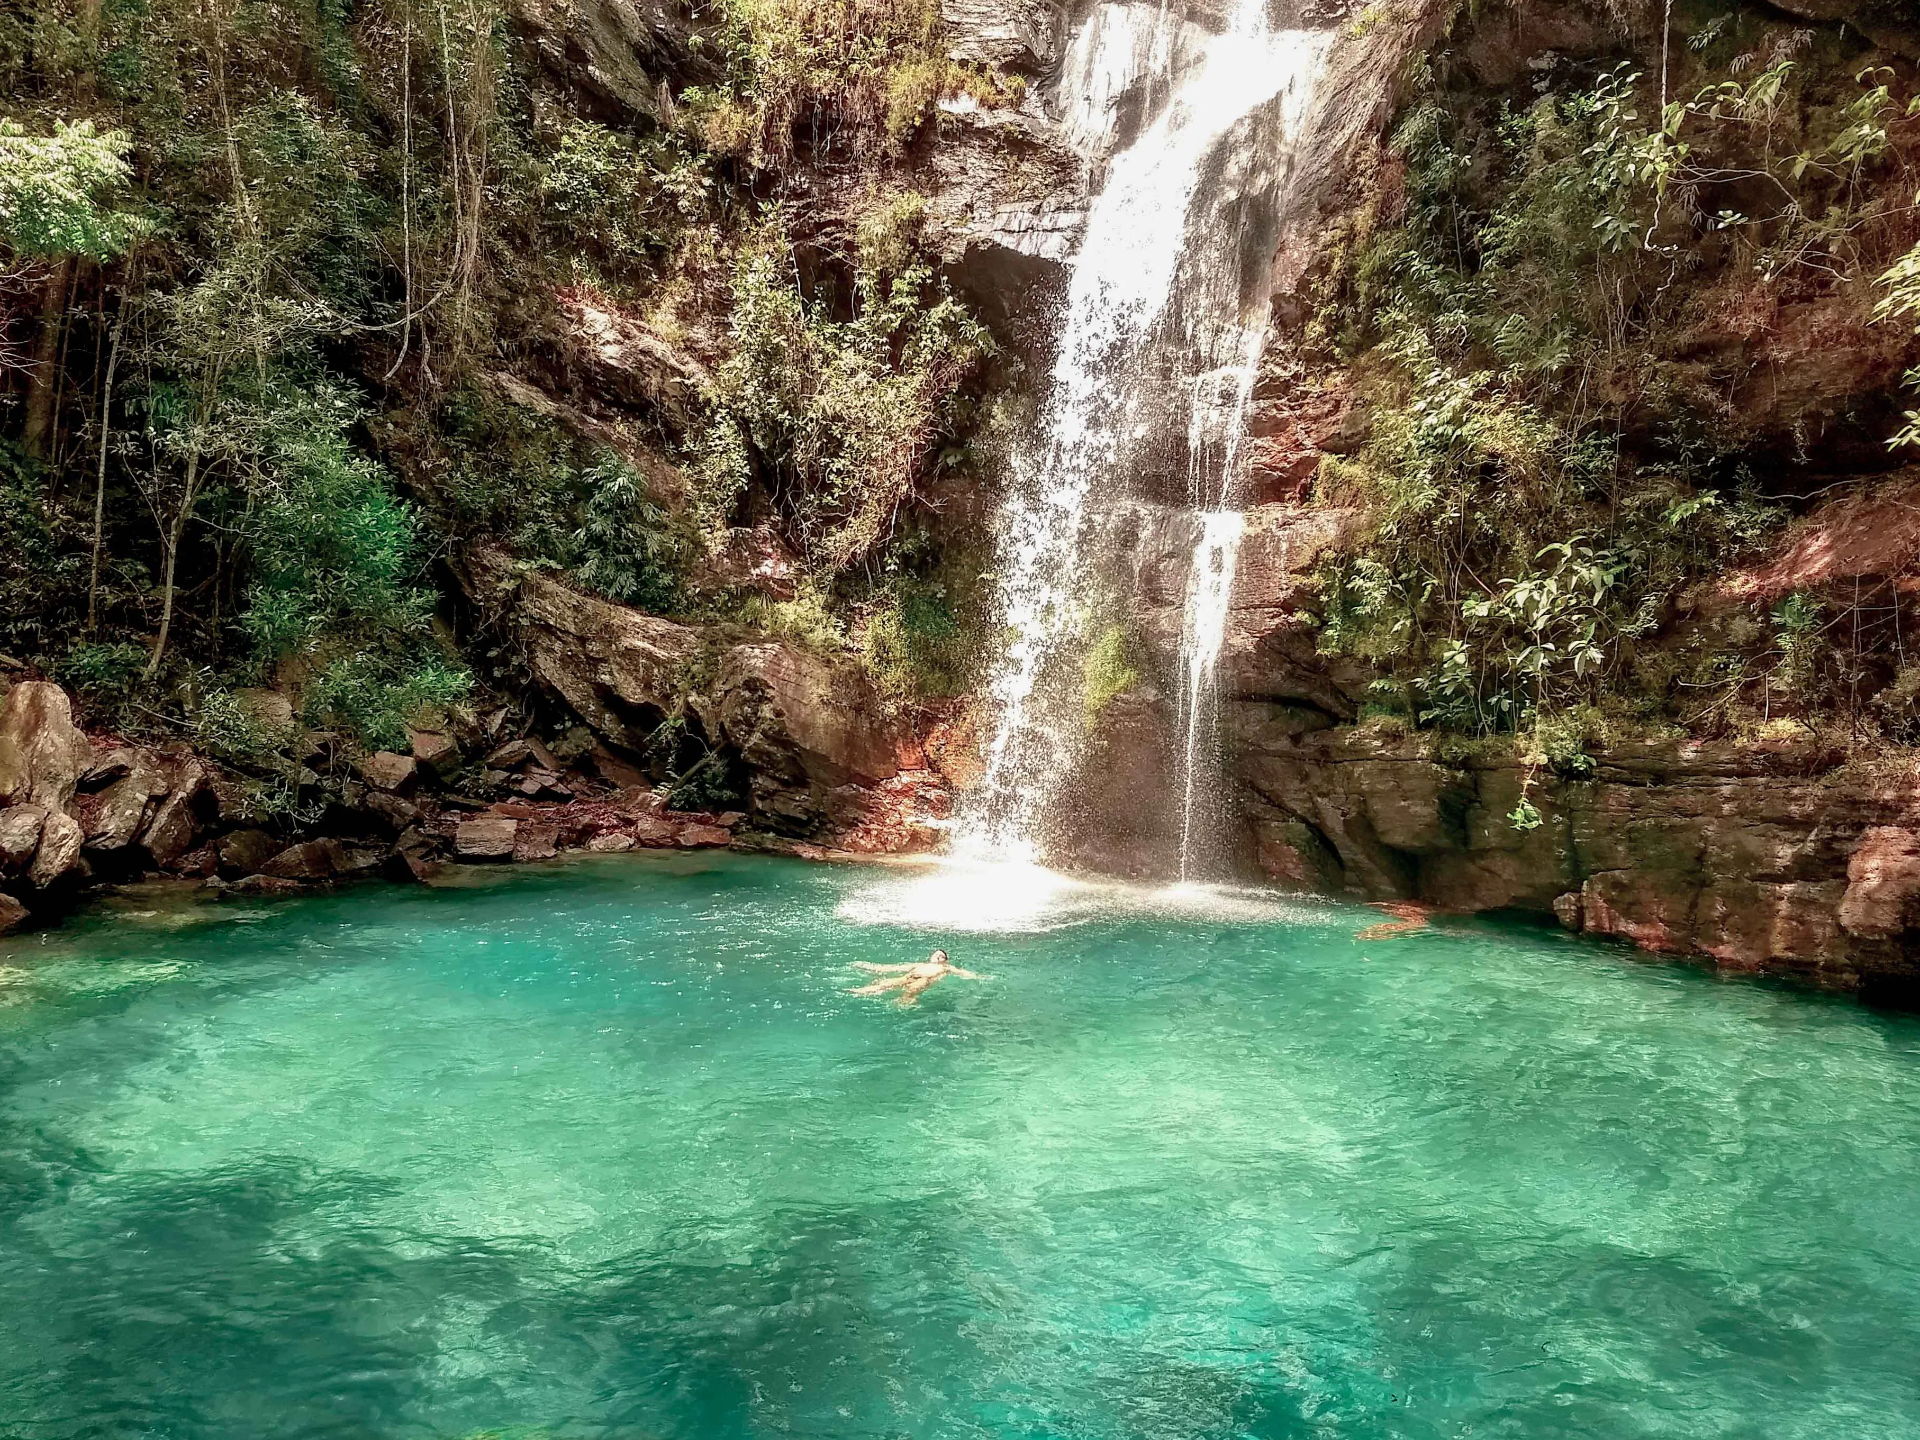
[363,791,421,833]
[28,811,84,888]
[86,759,168,851]
[486,739,534,769]
[1552,892,1584,931]
[632,817,681,847]
[480,555,702,750]
[409,728,460,773]
[0,890,26,934]
[705,643,905,791]
[480,554,911,828]
[260,839,347,881]
[587,833,635,852]
[356,751,418,794]
[235,688,296,731]
[215,829,285,878]
[0,804,46,873]
[337,846,391,877]
[552,290,714,431]
[676,824,732,848]
[513,823,560,862]
[139,785,202,868]
[81,746,138,787]
[0,682,93,811]
[455,816,519,859]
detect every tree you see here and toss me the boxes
[0,119,143,458]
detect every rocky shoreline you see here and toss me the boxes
[0,660,951,939]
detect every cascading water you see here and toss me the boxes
[954,0,1331,870]
[1175,508,1245,880]
[1173,330,1265,879]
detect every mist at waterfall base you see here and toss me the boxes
[4,852,1918,1438]
[956,0,1330,874]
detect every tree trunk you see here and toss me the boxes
[88,298,126,632]
[21,259,73,460]
[144,448,200,681]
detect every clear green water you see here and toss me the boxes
[2,853,1918,1440]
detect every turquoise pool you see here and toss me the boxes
[2,852,1916,1438]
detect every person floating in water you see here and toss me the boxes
[849,949,983,1006]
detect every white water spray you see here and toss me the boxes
[955,0,1330,869]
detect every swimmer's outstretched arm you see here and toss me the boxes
[850,962,919,973]
[947,966,985,979]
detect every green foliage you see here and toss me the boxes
[569,458,687,612]
[243,386,430,656]
[57,641,148,696]
[1313,55,1834,736]
[1081,623,1141,723]
[435,391,691,613]
[303,650,471,752]
[239,383,472,748]
[538,121,714,274]
[1529,705,1606,779]
[642,713,745,811]
[191,686,294,761]
[0,118,144,260]
[0,438,97,657]
[1771,590,1824,700]
[681,0,1014,163]
[698,218,992,570]
[728,582,849,650]
[863,575,971,700]
[186,685,319,827]
[224,90,385,313]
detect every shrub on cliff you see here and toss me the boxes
[696,214,991,572]
[1311,26,1920,738]
[681,0,1012,164]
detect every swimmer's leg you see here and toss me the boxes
[894,975,935,1006]
[851,975,914,996]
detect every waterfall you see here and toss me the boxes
[954,0,1330,868]
[1175,509,1245,880]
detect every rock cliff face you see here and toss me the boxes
[470,550,942,837]
[1239,720,1920,1004]
[1100,486,1920,1002]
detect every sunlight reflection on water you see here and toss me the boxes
[835,857,1333,933]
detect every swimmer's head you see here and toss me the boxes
[929,949,949,964]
